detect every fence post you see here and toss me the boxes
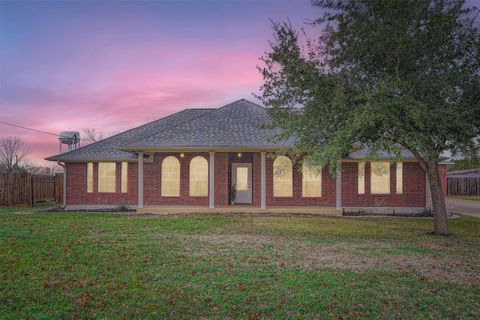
[30,175,34,207]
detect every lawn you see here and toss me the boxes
[1,208,479,319]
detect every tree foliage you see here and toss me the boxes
[258,0,480,234]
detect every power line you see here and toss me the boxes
[0,120,60,137]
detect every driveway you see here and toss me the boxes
[446,197,480,218]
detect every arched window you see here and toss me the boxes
[273,156,293,197]
[161,156,180,197]
[189,156,208,196]
[302,163,322,197]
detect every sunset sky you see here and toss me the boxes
[0,0,317,166]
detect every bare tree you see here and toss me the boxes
[29,164,60,175]
[82,128,119,145]
[0,136,31,173]
[82,128,105,144]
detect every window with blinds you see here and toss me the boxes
[358,161,365,194]
[396,162,403,194]
[189,156,208,196]
[162,156,180,197]
[87,162,93,193]
[121,162,128,193]
[98,162,116,193]
[302,163,322,197]
[370,161,390,194]
[273,156,293,197]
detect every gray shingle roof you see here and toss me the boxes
[347,148,415,159]
[46,98,416,162]
[121,99,293,149]
[45,108,213,162]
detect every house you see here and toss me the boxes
[46,99,446,214]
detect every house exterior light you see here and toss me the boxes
[237,152,242,158]
[180,153,185,159]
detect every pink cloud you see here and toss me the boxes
[0,44,264,167]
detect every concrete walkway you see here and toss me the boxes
[446,197,480,218]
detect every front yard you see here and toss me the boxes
[1,208,479,319]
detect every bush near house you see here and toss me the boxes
[1,208,479,319]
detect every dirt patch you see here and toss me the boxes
[183,233,480,287]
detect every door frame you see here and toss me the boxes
[231,163,253,204]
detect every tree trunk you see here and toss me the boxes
[426,160,449,235]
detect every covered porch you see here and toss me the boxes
[134,150,271,210]
[129,147,342,213]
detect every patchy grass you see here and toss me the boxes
[448,195,480,201]
[1,208,479,319]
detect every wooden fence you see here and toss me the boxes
[0,173,63,206]
[447,177,480,196]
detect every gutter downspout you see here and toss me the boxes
[57,161,67,208]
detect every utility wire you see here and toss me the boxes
[0,120,60,137]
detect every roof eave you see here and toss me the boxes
[45,157,141,163]
[118,146,291,153]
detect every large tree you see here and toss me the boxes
[259,0,480,235]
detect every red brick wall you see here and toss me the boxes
[66,162,138,205]
[66,153,221,206]
[144,153,209,206]
[66,153,432,208]
[342,161,426,207]
[265,158,337,207]
[215,152,229,206]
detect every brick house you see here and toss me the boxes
[46,99,446,214]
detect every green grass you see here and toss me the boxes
[448,195,480,201]
[1,207,479,319]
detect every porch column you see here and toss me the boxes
[260,152,266,209]
[335,162,342,210]
[138,152,144,209]
[209,152,215,209]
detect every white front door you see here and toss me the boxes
[232,163,252,204]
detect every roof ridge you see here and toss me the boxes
[185,107,216,110]
[119,101,240,149]
[239,98,267,109]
